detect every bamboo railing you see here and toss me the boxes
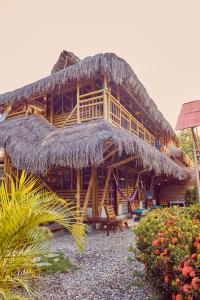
[52,87,156,146]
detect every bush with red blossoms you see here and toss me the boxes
[133,205,200,300]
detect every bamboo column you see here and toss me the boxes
[77,83,80,123]
[77,169,81,216]
[103,76,108,121]
[92,167,97,217]
[82,167,96,218]
[191,127,200,202]
[99,167,113,216]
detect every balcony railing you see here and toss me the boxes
[58,88,155,146]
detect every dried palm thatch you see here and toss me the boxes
[0,115,190,180]
[51,50,80,74]
[0,52,176,141]
[167,145,193,167]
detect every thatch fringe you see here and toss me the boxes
[0,52,176,141]
[0,115,190,180]
[167,146,193,167]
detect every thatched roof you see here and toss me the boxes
[0,52,176,141]
[0,114,190,180]
[51,50,80,74]
[167,146,193,167]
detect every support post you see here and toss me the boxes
[82,167,96,218]
[77,83,80,123]
[77,169,81,216]
[99,167,113,216]
[103,76,108,121]
[92,167,97,217]
[191,127,200,202]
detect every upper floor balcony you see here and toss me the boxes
[50,83,156,147]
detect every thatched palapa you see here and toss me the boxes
[0,53,176,142]
[0,114,190,180]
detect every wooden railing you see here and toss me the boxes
[51,88,155,146]
[107,93,155,146]
[79,89,104,122]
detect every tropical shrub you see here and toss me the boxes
[0,172,86,299]
[133,205,200,300]
[185,187,198,205]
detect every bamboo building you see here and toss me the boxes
[0,51,193,217]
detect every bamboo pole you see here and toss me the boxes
[108,155,138,169]
[191,127,200,202]
[82,167,96,218]
[103,148,118,161]
[92,167,97,217]
[99,167,113,216]
[77,169,81,216]
[103,76,108,121]
[77,83,80,123]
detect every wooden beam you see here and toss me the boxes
[102,141,113,154]
[108,155,138,169]
[103,148,118,161]
[77,169,81,216]
[99,167,113,216]
[82,167,96,218]
[138,168,149,175]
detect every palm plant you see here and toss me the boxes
[0,171,86,299]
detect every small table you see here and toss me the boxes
[84,217,116,236]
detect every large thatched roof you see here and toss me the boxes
[0,52,176,141]
[0,114,190,180]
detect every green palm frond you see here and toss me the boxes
[0,171,86,299]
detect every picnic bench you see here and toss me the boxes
[84,216,116,236]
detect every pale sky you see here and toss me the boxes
[0,0,200,129]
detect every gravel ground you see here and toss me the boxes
[36,226,154,300]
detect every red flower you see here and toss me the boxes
[191,277,200,290]
[152,239,159,247]
[183,284,190,294]
[163,248,168,255]
[176,294,183,300]
[172,237,178,244]
[154,249,160,255]
[182,266,192,277]
[177,265,182,272]
[191,253,196,259]
[189,270,196,277]
[176,278,181,286]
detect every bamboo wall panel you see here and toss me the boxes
[160,184,188,203]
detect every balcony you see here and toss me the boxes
[53,88,156,147]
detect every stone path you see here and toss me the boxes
[37,227,153,300]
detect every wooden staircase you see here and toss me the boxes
[48,106,78,128]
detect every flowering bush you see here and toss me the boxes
[133,205,200,300]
